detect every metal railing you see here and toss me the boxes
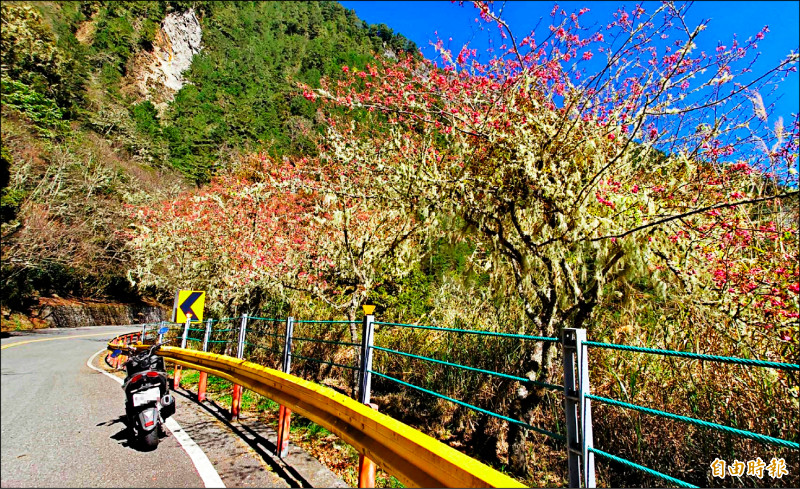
[106,330,522,488]
[118,315,799,488]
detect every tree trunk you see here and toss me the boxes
[507,405,531,478]
[347,295,360,398]
[506,331,558,477]
[467,413,502,466]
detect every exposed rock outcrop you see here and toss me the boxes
[34,297,167,328]
[124,8,202,107]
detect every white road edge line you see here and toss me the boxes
[87,348,226,488]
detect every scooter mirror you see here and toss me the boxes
[157,326,169,335]
[110,349,122,358]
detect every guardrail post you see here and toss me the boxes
[577,330,596,488]
[277,316,295,458]
[174,316,191,387]
[198,318,211,402]
[231,313,248,420]
[358,402,379,487]
[358,314,375,404]
[563,328,581,488]
[563,328,595,488]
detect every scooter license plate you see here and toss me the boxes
[132,387,161,407]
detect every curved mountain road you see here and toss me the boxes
[1,326,348,488]
[1,326,210,487]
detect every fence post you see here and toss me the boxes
[277,316,295,458]
[563,328,582,488]
[237,313,248,359]
[358,313,375,404]
[231,313,248,420]
[281,316,294,373]
[577,329,596,488]
[203,319,212,352]
[174,316,191,387]
[198,318,212,401]
[358,402,379,488]
[563,328,595,488]
[357,310,377,487]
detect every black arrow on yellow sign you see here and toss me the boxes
[179,291,203,321]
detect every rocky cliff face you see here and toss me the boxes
[125,9,202,106]
[34,297,167,328]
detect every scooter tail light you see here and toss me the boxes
[145,420,154,427]
[130,373,143,383]
[146,371,160,378]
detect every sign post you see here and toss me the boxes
[174,315,192,387]
[171,290,204,392]
[198,318,212,401]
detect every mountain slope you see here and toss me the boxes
[0,0,417,312]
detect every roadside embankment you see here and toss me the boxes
[1,297,167,332]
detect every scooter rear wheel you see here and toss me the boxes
[140,427,159,450]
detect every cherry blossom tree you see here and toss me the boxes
[126,1,798,476]
[128,151,428,343]
[306,1,798,475]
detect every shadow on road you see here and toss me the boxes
[98,415,169,451]
[98,415,134,449]
[171,387,313,488]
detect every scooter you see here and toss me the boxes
[110,328,176,450]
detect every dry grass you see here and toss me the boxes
[171,306,798,488]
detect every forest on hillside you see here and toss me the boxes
[2,1,798,487]
[1,0,417,310]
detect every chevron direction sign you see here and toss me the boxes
[173,290,206,323]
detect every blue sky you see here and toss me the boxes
[340,1,799,122]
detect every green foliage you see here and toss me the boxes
[82,1,168,87]
[138,18,159,50]
[3,1,419,184]
[257,396,279,412]
[91,14,135,75]
[0,185,26,224]
[0,260,84,310]
[0,4,85,116]
[163,1,418,182]
[372,266,432,319]
[0,143,12,190]
[1,5,61,89]
[425,237,479,281]
[131,100,161,138]
[1,76,68,136]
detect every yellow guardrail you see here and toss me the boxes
[107,337,523,488]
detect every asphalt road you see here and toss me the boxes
[0,326,205,488]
